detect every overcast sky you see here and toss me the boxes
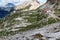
[0,0,47,7]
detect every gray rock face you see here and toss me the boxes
[47,0,60,4]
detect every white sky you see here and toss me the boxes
[0,0,47,7]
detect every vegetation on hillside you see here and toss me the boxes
[0,2,60,36]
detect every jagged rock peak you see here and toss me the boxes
[15,0,46,11]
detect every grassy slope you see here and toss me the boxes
[0,6,60,36]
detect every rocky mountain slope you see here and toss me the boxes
[15,0,45,11]
[0,0,60,40]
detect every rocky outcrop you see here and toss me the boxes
[15,1,31,10]
[15,0,45,11]
[15,0,60,11]
[47,0,60,4]
[47,0,60,9]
